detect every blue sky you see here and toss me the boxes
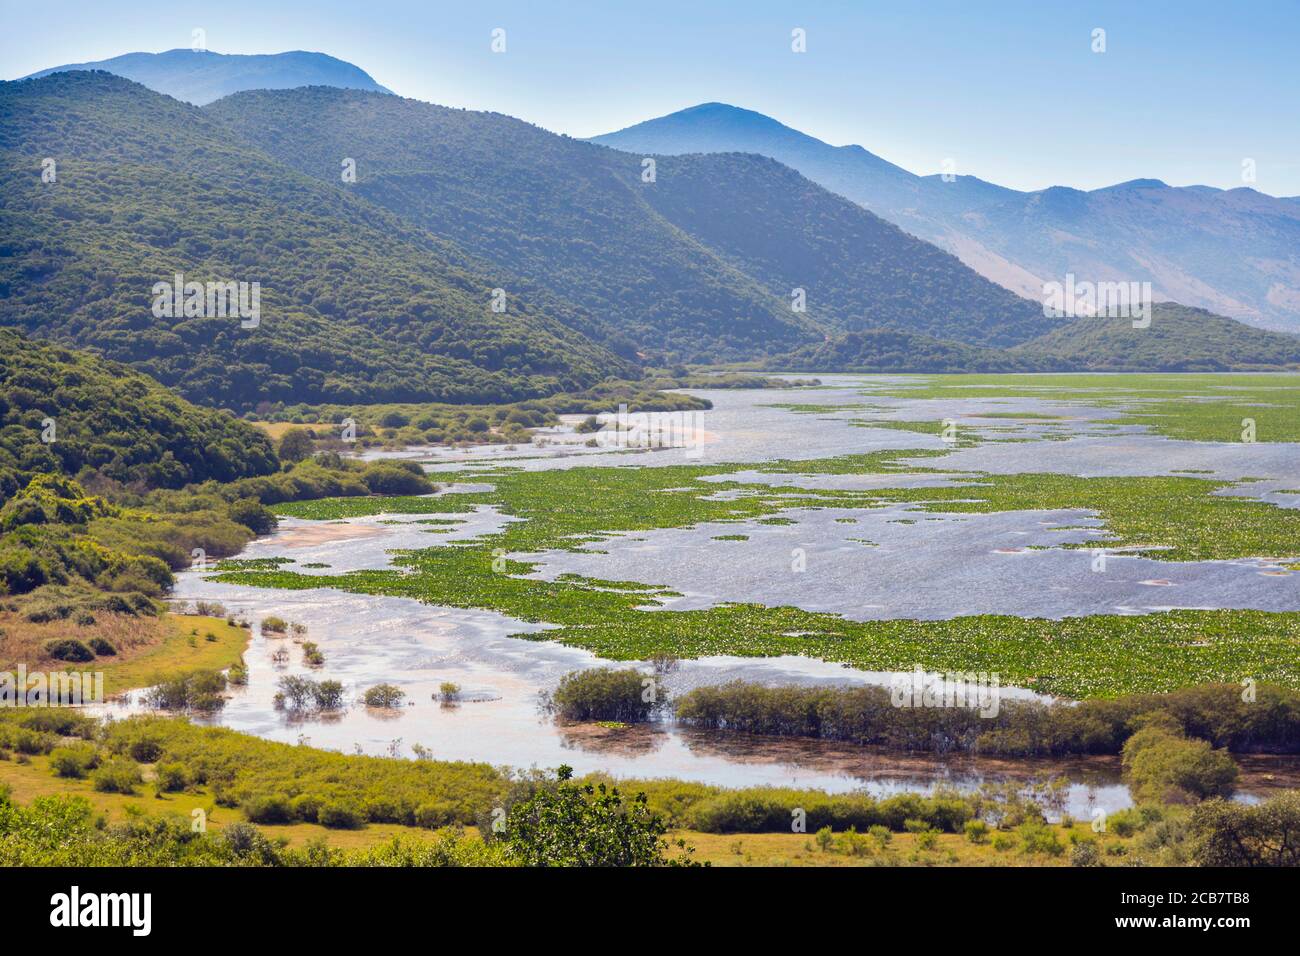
[4,0,1298,195]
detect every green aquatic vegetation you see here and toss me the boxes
[865,471,1300,562]
[217,446,1300,699]
[849,419,980,447]
[212,557,295,571]
[712,534,749,541]
[865,373,1300,443]
[273,494,488,520]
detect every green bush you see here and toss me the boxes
[1070,839,1101,867]
[1122,724,1239,803]
[228,498,278,535]
[87,636,116,656]
[243,794,294,824]
[155,762,188,792]
[49,744,99,779]
[1190,792,1300,866]
[42,638,94,663]
[362,684,406,708]
[93,759,143,794]
[1018,821,1065,856]
[549,668,657,722]
[964,819,990,844]
[318,801,365,830]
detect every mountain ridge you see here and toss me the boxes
[591,103,1300,334]
[23,49,391,105]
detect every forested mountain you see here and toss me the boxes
[0,329,278,497]
[23,49,391,105]
[769,329,1042,374]
[593,103,1300,335]
[773,304,1300,374]
[1014,304,1300,371]
[0,71,632,410]
[204,87,1050,357]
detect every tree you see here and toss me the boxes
[278,428,315,463]
[228,498,278,535]
[1191,792,1300,867]
[500,765,697,866]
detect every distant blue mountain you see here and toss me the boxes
[24,49,390,105]
[593,104,1300,333]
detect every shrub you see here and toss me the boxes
[42,638,94,663]
[439,682,461,702]
[964,819,990,844]
[549,668,657,722]
[143,670,228,713]
[261,616,288,634]
[361,462,433,495]
[1018,820,1065,856]
[277,429,315,463]
[243,794,294,824]
[1190,791,1300,866]
[318,801,365,830]
[501,766,690,866]
[1070,839,1102,867]
[155,762,188,792]
[313,680,344,710]
[93,759,143,794]
[814,825,834,851]
[362,684,405,708]
[87,636,116,656]
[49,744,99,779]
[228,498,277,535]
[1122,725,1239,803]
[414,802,457,829]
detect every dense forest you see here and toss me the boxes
[0,330,439,615]
[0,71,632,410]
[771,305,1300,373]
[204,86,1053,356]
[1012,303,1300,371]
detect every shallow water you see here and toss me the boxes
[106,374,1300,809]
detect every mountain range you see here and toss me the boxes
[2,52,1298,414]
[592,103,1300,335]
[23,49,390,105]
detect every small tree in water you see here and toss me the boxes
[500,765,698,867]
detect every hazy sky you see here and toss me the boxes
[4,0,1298,195]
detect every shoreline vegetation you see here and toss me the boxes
[1,707,1296,866]
[6,354,1300,865]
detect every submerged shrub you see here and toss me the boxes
[362,684,405,708]
[549,668,657,723]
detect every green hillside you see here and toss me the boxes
[0,71,633,410]
[204,87,1049,357]
[0,329,277,497]
[773,305,1300,374]
[768,328,1043,374]
[1015,303,1300,371]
